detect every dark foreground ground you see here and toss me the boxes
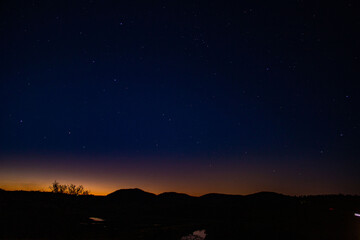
[0,188,359,239]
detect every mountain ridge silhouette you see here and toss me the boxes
[106,188,286,199]
[1,188,359,239]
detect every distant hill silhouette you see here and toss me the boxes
[246,191,287,198]
[1,188,359,239]
[107,188,156,202]
[245,191,292,202]
[200,192,244,201]
[158,192,194,201]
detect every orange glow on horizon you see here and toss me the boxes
[0,154,358,196]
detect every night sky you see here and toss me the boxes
[1,1,359,196]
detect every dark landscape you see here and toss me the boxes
[1,188,359,239]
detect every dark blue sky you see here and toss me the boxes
[0,0,359,195]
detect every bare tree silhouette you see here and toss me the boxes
[49,181,90,195]
[49,180,60,193]
[67,184,77,195]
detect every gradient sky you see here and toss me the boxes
[1,0,359,196]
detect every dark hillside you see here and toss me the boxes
[0,189,359,239]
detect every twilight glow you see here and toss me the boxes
[1,1,359,196]
[0,154,358,196]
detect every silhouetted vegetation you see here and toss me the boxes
[49,180,90,195]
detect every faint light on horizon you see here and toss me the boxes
[89,217,104,222]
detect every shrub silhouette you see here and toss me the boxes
[50,181,90,195]
[67,184,77,195]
